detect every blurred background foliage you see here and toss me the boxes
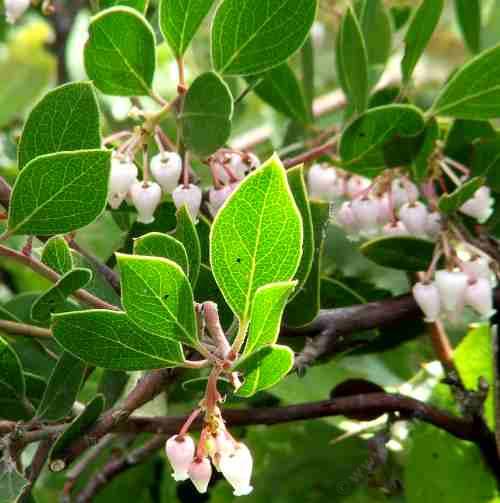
[2,1,500,502]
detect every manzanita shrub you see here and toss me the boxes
[3,0,500,502]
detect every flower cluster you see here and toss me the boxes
[165,409,253,496]
[413,255,496,324]
[4,0,30,23]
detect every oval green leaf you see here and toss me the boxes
[0,336,26,412]
[117,254,199,348]
[360,236,435,272]
[100,0,148,12]
[18,82,101,170]
[174,205,201,286]
[7,150,111,237]
[134,232,189,276]
[159,0,215,56]
[339,105,425,176]
[438,176,484,214]
[180,72,233,157]
[53,310,184,370]
[210,154,303,322]
[41,236,74,275]
[211,0,317,75]
[454,0,481,54]
[84,7,156,96]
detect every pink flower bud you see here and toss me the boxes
[150,152,182,193]
[376,195,392,225]
[435,270,468,313]
[130,180,162,224]
[172,184,202,221]
[5,0,30,23]
[107,191,127,210]
[165,435,195,481]
[351,198,380,237]
[462,256,492,282]
[413,282,441,322]
[425,211,442,240]
[336,201,358,235]
[229,152,259,179]
[188,457,212,493]
[219,443,253,496]
[109,156,138,196]
[391,179,419,208]
[208,185,234,216]
[465,278,495,318]
[459,186,494,223]
[399,202,428,236]
[346,175,371,199]
[307,164,337,201]
[382,220,408,236]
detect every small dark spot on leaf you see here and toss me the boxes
[236,258,241,264]
[359,132,366,138]
[163,294,169,300]
[432,452,439,459]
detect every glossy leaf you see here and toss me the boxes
[287,166,314,298]
[401,0,444,84]
[361,236,435,272]
[339,105,425,176]
[159,0,215,56]
[454,0,481,54]
[250,63,311,124]
[84,7,156,96]
[174,205,201,287]
[53,310,184,370]
[41,236,74,275]
[134,232,189,276]
[455,324,494,430]
[180,72,233,157]
[354,0,393,67]
[438,176,484,214]
[285,200,329,327]
[117,254,199,348]
[211,0,317,75]
[100,0,148,12]
[431,44,500,119]
[36,352,86,421]
[0,457,28,503]
[235,344,294,397]
[210,155,303,322]
[471,138,500,192]
[412,118,439,182]
[243,281,296,356]
[50,395,105,468]
[335,6,368,114]
[6,150,111,237]
[31,268,92,322]
[0,336,27,415]
[18,82,101,170]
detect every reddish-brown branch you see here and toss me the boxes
[283,137,338,169]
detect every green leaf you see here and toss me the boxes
[31,268,92,323]
[134,232,189,276]
[174,206,201,287]
[117,254,199,348]
[360,236,435,272]
[100,0,149,12]
[235,344,294,397]
[210,154,303,322]
[84,7,156,96]
[98,370,129,409]
[41,236,74,275]
[250,63,311,124]
[455,324,494,430]
[412,118,439,182]
[284,200,330,327]
[454,0,481,54]
[287,166,314,298]
[445,119,496,164]
[159,0,215,56]
[6,150,111,237]
[335,6,369,114]
[401,0,444,84]
[0,456,28,503]
[36,352,86,421]
[49,395,105,469]
[438,176,484,214]
[211,0,317,75]
[0,335,26,412]
[472,138,500,192]
[53,310,184,370]
[180,72,233,157]
[321,277,366,308]
[243,281,296,356]
[354,0,393,67]
[18,82,101,170]
[339,105,425,176]
[431,44,500,120]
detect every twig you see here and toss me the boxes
[283,136,339,169]
[75,435,166,503]
[0,319,52,338]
